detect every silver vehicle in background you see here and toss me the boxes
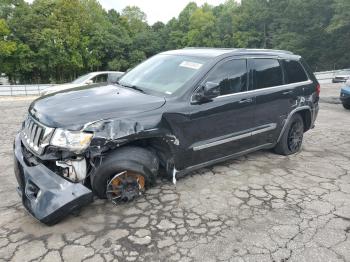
[332,69,350,83]
[41,71,124,95]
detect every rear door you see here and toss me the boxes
[248,58,296,145]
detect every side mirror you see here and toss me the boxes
[85,79,93,85]
[193,82,220,103]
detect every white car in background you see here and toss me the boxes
[41,71,124,95]
[332,69,350,83]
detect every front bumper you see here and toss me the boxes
[13,134,93,225]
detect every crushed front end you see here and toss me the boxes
[13,116,94,225]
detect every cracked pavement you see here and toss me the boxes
[0,83,349,262]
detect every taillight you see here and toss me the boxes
[316,83,320,96]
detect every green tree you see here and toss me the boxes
[0,19,17,81]
[1,0,349,83]
[186,4,219,47]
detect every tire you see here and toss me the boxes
[91,146,159,199]
[342,103,350,110]
[274,113,304,156]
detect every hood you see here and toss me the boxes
[41,83,79,95]
[30,84,166,130]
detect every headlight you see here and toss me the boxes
[50,129,93,152]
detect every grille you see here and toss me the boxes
[21,117,53,154]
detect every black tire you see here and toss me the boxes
[274,114,304,155]
[91,146,159,199]
[342,103,350,110]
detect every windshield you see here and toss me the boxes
[72,73,93,84]
[118,54,210,95]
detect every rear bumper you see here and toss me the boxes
[13,134,93,225]
[333,78,348,83]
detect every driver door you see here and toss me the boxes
[176,58,258,169]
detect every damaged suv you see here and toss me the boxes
[14,48,319,225]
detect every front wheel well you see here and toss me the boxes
[91,145,159,198]
[107,137,175,172]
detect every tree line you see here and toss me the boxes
[0,0,349,84]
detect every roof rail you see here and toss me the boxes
[242,48,294,55]
[183,47,294,55]
[183,47,236,50]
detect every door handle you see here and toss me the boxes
[239,98,253,104]
[282,90,293,95]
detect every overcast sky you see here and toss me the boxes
[25,0,227,24]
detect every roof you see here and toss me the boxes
[161,47,298,59]
[88,71,124,75]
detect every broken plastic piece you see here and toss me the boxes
[172,168,177,185]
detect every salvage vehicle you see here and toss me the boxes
[14,48,320,225]
[41,71,124,95]
[340,79,350,109]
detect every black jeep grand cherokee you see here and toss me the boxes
[14,48,320,225]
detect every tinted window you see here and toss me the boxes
[252,59,283,89]
[284,60,308,83]
[93,74,108,83]
[205,59,247,95]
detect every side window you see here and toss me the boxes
[205,59,247,95]
[251,59,283,89]
[283,60,308,83]
[92,74,108,83]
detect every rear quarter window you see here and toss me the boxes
[283,60,308,83]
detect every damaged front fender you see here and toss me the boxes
[84,118,180,153]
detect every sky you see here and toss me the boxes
[98,0,227,24]
[25,0,227,24]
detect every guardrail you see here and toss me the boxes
[0,69,346,96]
[0,84,56,96]
[314,69,348,83]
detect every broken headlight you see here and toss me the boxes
[50,129,93,152]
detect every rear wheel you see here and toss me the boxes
[91,146,159,203]
[274,114,304,155]
[342,103,350,110]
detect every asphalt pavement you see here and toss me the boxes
[0,83,349,262]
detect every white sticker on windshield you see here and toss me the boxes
[179,61,203,70]
[165,91,172,94]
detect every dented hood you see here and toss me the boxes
[29,84,166,129]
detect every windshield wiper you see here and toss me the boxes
[117,82,145,94]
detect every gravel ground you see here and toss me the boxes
[0,83,349,262]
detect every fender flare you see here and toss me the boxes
[277,106,312,143]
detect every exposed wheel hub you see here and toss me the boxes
[106,171,145,204]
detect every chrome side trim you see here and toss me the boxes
[179,143,274,176]
[251,123,277,136]
[215,80,312,100]
[193,132,250,151]
[192,123,276,151]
